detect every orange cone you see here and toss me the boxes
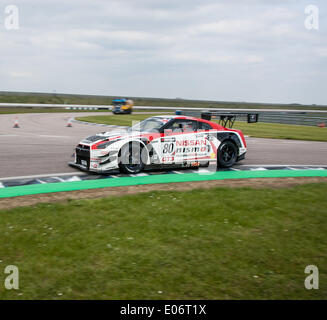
[13,118,20,128]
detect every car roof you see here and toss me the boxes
[151,115,223,129]
[153,115,198,121]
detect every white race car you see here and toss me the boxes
[70,114,253,174]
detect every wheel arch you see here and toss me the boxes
[217,132,242,149]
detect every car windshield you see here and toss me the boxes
[128,117,167,133]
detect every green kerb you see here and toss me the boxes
[1,169,327,199]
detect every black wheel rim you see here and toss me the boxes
[221,143,236,163]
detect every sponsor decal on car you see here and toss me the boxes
[162,156,174,162]
[176,140,207,147]
[176,147,208,154]
[161,137,176,143]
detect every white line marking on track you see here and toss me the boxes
[197,169,212,173]
[172,171,184,174]
[0,172,85,182]
[38,135,70,138]
[1,165,326,183]
[65,176,82,182]
[0,135,18,137]
[129,173,149,177]
[35,179,47,184]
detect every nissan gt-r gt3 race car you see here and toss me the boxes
[70,113,257,174]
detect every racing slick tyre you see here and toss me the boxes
[119,143,145,174]
[217,140,238,168]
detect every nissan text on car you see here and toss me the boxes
[70,113,258,174]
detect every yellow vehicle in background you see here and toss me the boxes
[112,98,134,114]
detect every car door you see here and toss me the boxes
[195,121,215,161]
[160,119,206,164]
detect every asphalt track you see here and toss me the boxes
[0,112,327,179]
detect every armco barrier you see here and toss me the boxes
[183,110,327,127]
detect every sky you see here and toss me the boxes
[0,0,326,104]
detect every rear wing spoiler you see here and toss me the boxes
[201,112,259,128]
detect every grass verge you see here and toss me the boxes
[231,121,327,142]
[76,114,327,142]
[0,183,326,299]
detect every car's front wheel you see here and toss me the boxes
[217,140,238,168]
[118,143,145,174]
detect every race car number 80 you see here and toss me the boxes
[163,143,174,154]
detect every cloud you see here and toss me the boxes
[315,48,327,57]
[7,71,32,78]
[191,20,261,36]
[0,0,326,104]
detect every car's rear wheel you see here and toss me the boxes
[217,140,238,168]
[119,143,145,174]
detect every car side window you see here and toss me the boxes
[198,121,212,131]
[166,120,198,133]
[166,121,182,133]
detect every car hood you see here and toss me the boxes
[80,130,153,145]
